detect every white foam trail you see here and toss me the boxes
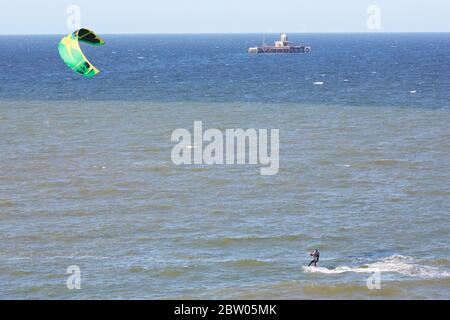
[303,255,450,278]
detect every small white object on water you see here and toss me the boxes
[313,81,324,85]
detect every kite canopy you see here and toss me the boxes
[58,28,105,77]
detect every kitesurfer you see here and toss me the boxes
[308,249,320,267]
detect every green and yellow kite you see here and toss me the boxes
[58,28,105,77]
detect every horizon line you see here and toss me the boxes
[1,31,450,36]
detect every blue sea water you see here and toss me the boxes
[0,34,449,299]
[1,33,449,107]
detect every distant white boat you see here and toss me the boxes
[249,33,311,54]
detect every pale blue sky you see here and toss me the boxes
[1,0,449,34]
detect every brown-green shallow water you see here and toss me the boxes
[1,100,449,299]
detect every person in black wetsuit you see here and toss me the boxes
[308,249,320,267]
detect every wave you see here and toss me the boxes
[372,159,403,166]
[303,255,450,279]
[403,189,450,197]
[429,258,450,266]
[300,282,401,297]
[157,268,185,277]
[204,234,308,247]
[78,188,123,197]
[142,165,172,174]
[0,199,15,207]
[226,259,269,268]
[206,178,232,186]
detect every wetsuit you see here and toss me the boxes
[308,250,320,267]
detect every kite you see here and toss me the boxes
[58,28,105,77]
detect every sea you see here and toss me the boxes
[0,33,449,299]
